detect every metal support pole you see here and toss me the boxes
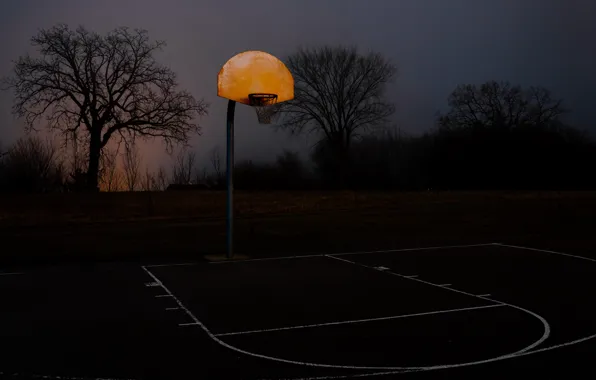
[226,100,236,259]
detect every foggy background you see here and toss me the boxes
[1,0,594,171]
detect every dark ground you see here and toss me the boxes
[0,191,595,379]
[1,191,596,268]
[0,244,595,379]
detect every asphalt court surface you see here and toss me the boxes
[0,243,595,379]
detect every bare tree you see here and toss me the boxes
[141,167,154,191]
[0,136,65,193]
[0,141,9,160]
[277,46,396,187]
[193,167,209,186]
[65,130,89,184]
[99,143,120,191]
[2,24,209,191]
[155,166,168,190]
[438,81,566,130]
[171,148,196,184]
[209,145,224,185]
[122,141,141,191]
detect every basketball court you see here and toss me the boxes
[1,242,595,379]
[1,52,593,379]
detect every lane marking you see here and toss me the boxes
[155,294,173,298]
[403,275,418,278]
[477,294,492,297]
[214,304,505,337]
[140,242,596,376]
[140,262,549,371]
[260,333,596,380]
[332,243,496,257]
[144,262,199,268]
[374,266,390,271]
[209,253,326,264]
[166,307,180,310]
[438,284,452,287]
[257,369,421,380]
[494,243,596,263]
[0,370,135,380]
[145,243,497,267]
[179,322,199,327]
[325,254,551,356]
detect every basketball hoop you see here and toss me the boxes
[248,93,279,124]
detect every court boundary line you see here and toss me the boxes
[281,243,596,378]
[214,304,505,337]
[3,242,593,380]
[494,243,596,263]
[140,244,553,372]
[144,243,496,268]
[0,371,135,380]
[325,254,551,356]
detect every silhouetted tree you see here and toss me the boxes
[170,148,196,185]
[141,167,160,191]
[234,160,278,190]
[431,81,596,190]
[275,150,307,189]
[122,141,141,191]
[99,144,121,192]
[0,136,65,193]
[209,146,225,187]
[155,166,168,190]
[438,81,566,131]
[2,24,208,192]
[0,141,8,160]
[278,46,397,187]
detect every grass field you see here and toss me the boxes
[1,191,596,267]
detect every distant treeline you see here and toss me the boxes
[2,120,595,193]
[234,122,596,191]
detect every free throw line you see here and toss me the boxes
[214,304,504,337]
[325,254,551,356]
[140,257,550,371]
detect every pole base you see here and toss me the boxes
[204,253,250,262]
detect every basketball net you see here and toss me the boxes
[249,93,280,125]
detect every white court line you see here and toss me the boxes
[403,275,418,278]
[144,243,497,268]
[0,272,24,276]
[209,253,327,264]
[0,371,135,380]
[438,284,452,287]
[166,307,180,310]
[144,262,199,268]
[141,261,550,372]
[179,322,199,327]
[263,331,596,380]
[477,294,492,297]
[325,254,551,356]
[215,304,505,337]
[494,243,596,263]
[332,243,496,257]
[141,242,596,377]
[155,294,173,298]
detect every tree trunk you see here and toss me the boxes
[86,129,101,192]
[338,145,350,189]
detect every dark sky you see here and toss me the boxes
[1,0,594,169]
